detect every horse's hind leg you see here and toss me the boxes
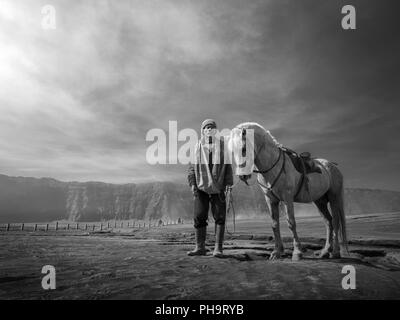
[314,195,333,259]
[327,165,348,259]
[328,196,342,259]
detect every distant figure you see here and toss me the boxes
[187,119,233,258]
[158,219,163,227]
[177,217,182,224]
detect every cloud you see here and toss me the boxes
[0,0,399,190]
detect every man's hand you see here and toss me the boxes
[191,185,198,197]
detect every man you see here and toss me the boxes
[187,119,233,258]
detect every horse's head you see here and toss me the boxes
[228,126,255,184]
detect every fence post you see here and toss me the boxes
[76,223,79,230]
[46,224,49,231]
[55,222,58,231]
[6,223,10,231]
[92,224,95,231]
[100,223,103,231]
[67,223,69,230]
[21,223,24,231]
[85,224,88,230]
[108,222,110,228]
[121,222,123,228]
[34,224,37,231]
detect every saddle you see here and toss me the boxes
[282,148,323,201]
[282,148,322,175]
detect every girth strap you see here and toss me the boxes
[293,161,306,201]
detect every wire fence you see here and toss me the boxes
[0,218,186,232]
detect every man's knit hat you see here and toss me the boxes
[201,119,217,131]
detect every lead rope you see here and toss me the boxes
[224,187,236,235]
[223,149,285,236]
[224,179,240,235]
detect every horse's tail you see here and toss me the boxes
[329,164,349,253]
[336,183,348,253]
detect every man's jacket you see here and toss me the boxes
[187,136,233,194]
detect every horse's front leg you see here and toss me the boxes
[268,199,284,260]
[285,200,303,261]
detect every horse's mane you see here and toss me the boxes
[236,122,282,148]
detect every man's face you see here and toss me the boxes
[203,125,217,138]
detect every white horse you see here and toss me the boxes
[228,122,348,260]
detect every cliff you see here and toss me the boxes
[0,174,399,222]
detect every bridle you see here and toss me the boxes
[226,126,286,233]
[239,127,286,201]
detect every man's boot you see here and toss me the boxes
[213,224,225,258]
[187,227,207,256]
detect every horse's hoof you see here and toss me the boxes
[318,250,331,259]
[329,252,341,259]
[292,252,302,261]
[212,250,224,258]
[269,250,283,260]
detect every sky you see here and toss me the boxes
[0,0,399,190]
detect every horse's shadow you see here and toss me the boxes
[219,247,400,271]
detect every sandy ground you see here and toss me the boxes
[0,212,400,299]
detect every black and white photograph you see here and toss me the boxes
[0,0,399,307]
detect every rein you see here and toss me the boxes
[225,128,287,233]
[225,148,287,234]
[256,149,286,201]
[252,147,286,201]
[223,178,241,235]
[224,186,236,235]
[253,147,282,174]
